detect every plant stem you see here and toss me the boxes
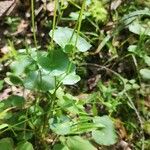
[31,0,37,49]
[50,0,58,49]
[75,0,86,48]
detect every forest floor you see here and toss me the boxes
[0,0,150,150]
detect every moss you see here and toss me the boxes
[88,0,108,23]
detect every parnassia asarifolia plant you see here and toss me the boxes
[0,27,117,149]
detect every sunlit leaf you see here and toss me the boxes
[50,27,91,52]
[129,20,150,36]
[62,73,80,85]
[0,124,8,130]
[140,68,150,80]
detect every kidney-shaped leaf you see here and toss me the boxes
[92,116,117,145]
[24,71,55,91]
[0,138,14,150]
[66,136,96,150]
[38,49,75,76]
[50,27,91,52]
[16,141,34,150]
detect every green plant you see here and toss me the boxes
[1,0,149,149]
[0,25,117,150]
[88,0,108,23]
[0,2,116,146]
[5,17,20,32]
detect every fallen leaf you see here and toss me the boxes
[0,0,16,17]
[1,45,9,54]
[115,119,127,140]
[46,1,55,16]
[11,20,28,35]
[117,140,132,150]
[111,0,122,10]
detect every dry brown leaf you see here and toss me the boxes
[11,19,28,35]
[117,140,132,150]
[1,45,9,54]
[0,86,30,100]
[115,119,128,140]
[111,0,122,10]
[0,0,16,17]
[46,1,55,16]
[88,74,101,90]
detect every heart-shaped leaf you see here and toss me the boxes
[24,71,55,91]
[92,116,117,145]
[50,27,91,52]
[38,49,75,76]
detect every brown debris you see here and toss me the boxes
[11,19,28,35]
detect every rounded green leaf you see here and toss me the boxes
[66,136,96,150]
[38,49,72,76]
[62,73,80,85]
[10,55,33,75]
[140,68,150,80]
[16,141,34,150]
[7,95,25,108]
[50,27,91,52]
[129,20,150,36]
[23,71,55,91]
[53,144,69,150]
[49,116,72,135]
[0,138,14,150]
[92,116,117,145]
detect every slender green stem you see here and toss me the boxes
[31,0,37,48]
[50,0,58,49]
[75,0,86,47]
